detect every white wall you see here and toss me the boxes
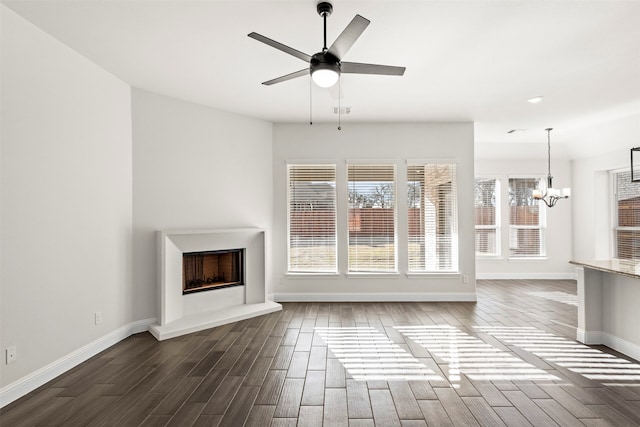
[1,6,133,388]
[272,123,476,300]
[572,149,630,261]
[602,274,640,356]
[475,158,574,279]
[131,89,273,320]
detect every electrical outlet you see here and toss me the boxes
[95,312,102,325]
[6,346,17,364]
[463,275,469,284]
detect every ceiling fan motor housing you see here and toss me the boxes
[310,52,340,74]
[317,2,333,17]
[310,52,340,87]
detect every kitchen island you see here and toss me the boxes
[570,259,640,361]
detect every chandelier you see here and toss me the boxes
[532,128,571,207]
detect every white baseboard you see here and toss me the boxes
[149,301,282,341]
[577,329,640,362]
[576,328,603,345]
[602,333,640,362]
[0,317,156,409]
[476,273,577,280]
[272,292,477,302]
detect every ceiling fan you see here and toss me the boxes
[248,1,406,88]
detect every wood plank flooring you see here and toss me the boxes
[2,279,640,426]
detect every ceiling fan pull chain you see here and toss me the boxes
[310,77,313,125]
[338,79,342,130]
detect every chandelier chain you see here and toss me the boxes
[547,128,551,178]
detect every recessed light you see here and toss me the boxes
[528,96,544,104]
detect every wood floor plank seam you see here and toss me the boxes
[3,280,640,426]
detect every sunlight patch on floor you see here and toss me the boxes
[477,326,640,382]
[314,326,442,381]
[395,325,559,382]
[526,291,578,306]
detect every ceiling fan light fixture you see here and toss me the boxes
[311,62,340,88]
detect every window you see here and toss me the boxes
[508,178,545,257]
[408,162,458,272]
[474,178,500,256]
[614,170,640,259]
[347,163,396,272]
[287,164,337,272]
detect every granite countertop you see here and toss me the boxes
[570,259,640,279]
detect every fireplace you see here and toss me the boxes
[183,249,244,294]
[151,228,281,341]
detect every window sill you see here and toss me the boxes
[508,257,548,262]
[476,255,504,261]
[285,272,340,279]
[346,272,400,279]
[405,272,460,279]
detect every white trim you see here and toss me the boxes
[346,272,401,278]
[608,170,617,260]
[474,176,502,257]
[611,169,639,259]
[286,159,338,165]
[286,163,338,273]
[347,158,399,165]
[576,329,640,362]
[285,273,341,279]
[507,257,549,262]
[0,318,156,409]
[406,158,460,164]
[272,292,477,302]
[602,332,640,362]
[405,272,461,279]
[149,301,281,341]
[507,176,547,258]
[475,255,504,261]
[576,328,603,345]
[346,162,399,273]
[477,272,577,280]
[508,173,547,180]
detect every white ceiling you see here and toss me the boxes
[4,0,640,158]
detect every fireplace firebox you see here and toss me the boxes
[183,248,244,294]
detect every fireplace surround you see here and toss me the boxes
[149,228,281,340]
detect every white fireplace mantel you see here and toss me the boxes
[149,228,281,340]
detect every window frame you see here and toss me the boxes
[346,161,398,274]
[611,168,640,260]
[406,160,460,273]
[286,163,338,274]
[507,175,547,259]
[474,176,501,258]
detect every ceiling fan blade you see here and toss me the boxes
[327,15,370,60]
[248,32,312,63]
[262,69,309,86]
[341,62,406,76]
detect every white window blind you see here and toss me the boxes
[347,164,397,272]
[408,162,458,272]
[508,178,545,257]
[614,170,640,259]
[475,178,500,256]
[287,164,337,272]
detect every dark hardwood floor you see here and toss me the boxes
[2,280,640,426]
